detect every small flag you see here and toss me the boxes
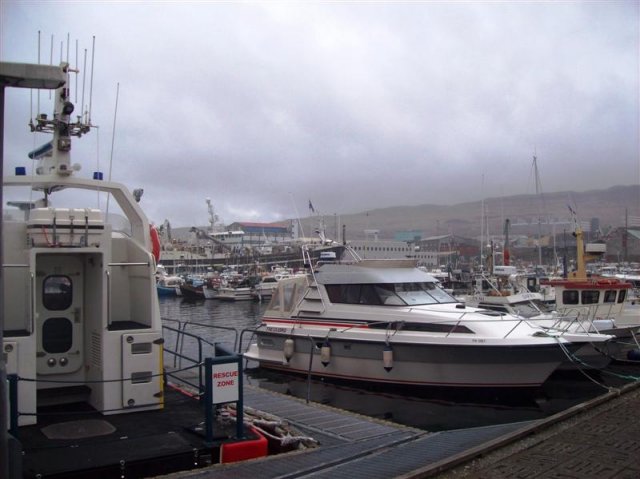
[309,200,315,213]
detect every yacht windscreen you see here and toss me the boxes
[511,301,546,318]
[325,282,457,306]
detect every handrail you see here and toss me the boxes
[161,318,188,369]
[302,246,327,312]
[105,269,111,328]
[162,323,217,395]
[181,321,239,352]
[30,272,35,334]
[239,325,266,354]
[107,262,149,267]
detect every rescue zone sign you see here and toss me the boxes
[211,362,239,404]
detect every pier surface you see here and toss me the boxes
[428,381,640,479]
[166,380,640,479]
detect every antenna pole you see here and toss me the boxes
[75,40,78,104]
[81,48,87,122]
[49,34,53,99]
[37,31,41,114]
[105,83,120,216]
[88,36,96,125]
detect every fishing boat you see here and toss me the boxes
[218,284,254,301]
[251,275,280,300]
[156,264,183,296]
[179,278,205,299]
[463,268,616,369]
[244,249,613,388]
[541,219,639,353]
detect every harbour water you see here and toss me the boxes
[159,296,637,432]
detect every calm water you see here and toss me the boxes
[159,296,637,432]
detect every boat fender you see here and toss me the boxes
[283,337,295,363]
[383,344,393,372]
[320,340,331,367]
[627,349,640,361]
[149,224,161,264]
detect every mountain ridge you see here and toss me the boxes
[299,184,640,240]
[171,184,639,241]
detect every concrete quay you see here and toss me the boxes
[420,380,640,479]
[164,377,640,479]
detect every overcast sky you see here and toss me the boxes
[2,1,638,228]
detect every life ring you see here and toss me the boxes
[149,224,161,263]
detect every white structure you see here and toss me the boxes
[3,61,163,427]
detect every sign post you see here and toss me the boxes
[204,355,244,446]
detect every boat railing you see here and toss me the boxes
[404,307,601,340]
[238,325,266,355]
[162,319,239,396]
[298,246,327,315]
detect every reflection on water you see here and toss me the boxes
[159,296,638,432]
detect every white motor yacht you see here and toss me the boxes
[244,251,613,388]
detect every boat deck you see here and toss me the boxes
[14,375,640,478]
[163,379,640,479]
[14,385,246,478]
[168,385,535,479]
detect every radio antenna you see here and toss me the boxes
[81,48,87,123]
[106,82,120,216]
[88,36,95,125]
[49,34,53,99]
[75,40,78,104]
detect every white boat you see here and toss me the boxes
[252,276,279,300]
[156,264,184,296]
[463,276,614,369]
[244,250,613,388]
[2,61,163,428]
[217,286,253,301]
[541,222,639,332]
[202,284,220,299]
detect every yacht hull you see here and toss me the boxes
[245,332,573,387]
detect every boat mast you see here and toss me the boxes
[480,173,485,271]
[503,218,510,266]
[533,155,543,267]
[568,206,588,280]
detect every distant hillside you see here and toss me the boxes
[171,185,639,242]
[299,184,640,241]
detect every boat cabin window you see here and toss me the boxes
[604,290,617,303]
[369,321,474,334]
[325,282,457,306]
[43,275,73,311]
[617,290,627,303]
[581,290,600,305]
[562,290,579,305]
